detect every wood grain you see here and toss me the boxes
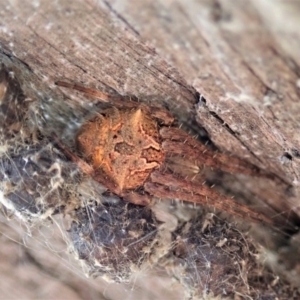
[1,0,300,298]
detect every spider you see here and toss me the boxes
[54,81,279,226]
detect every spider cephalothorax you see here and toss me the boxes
[54,81,281,225]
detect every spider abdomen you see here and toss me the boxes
[76,107,165,192]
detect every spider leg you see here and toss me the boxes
[145,170,274,225]
[55,81,114,102]
[55,81,135,107]
[56,81,175,126]
[122,191,152,206]
[52,133,94,175]
[160,127,279,181]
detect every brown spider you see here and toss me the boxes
[54,81,277,225]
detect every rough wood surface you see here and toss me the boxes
[1,0,300,299]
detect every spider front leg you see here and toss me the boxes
[145,170,274,225]
[160,127,281,181]
[56,81,175,125]
[52,134,94,175]
[55,80,138,109]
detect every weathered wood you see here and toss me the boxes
[1,0,300,299]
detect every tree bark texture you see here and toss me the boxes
[0,0,300,299]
